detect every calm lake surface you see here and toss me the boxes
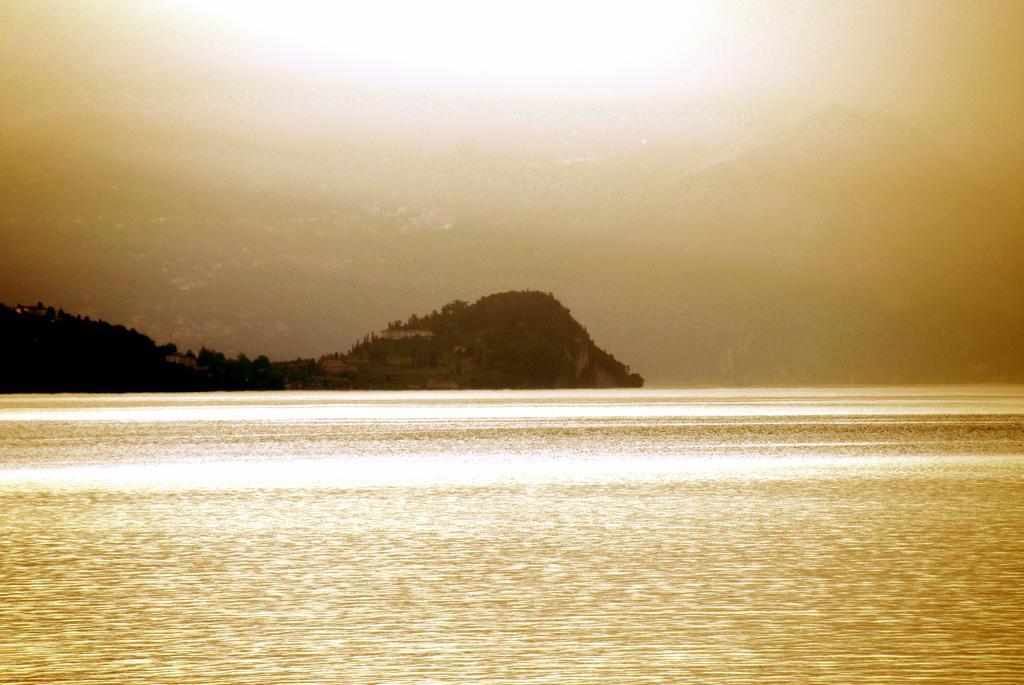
[2,387,1023,683]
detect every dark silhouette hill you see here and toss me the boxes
[281,291,644,389]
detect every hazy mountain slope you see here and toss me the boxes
[2,104,1021,384]
[623,106,1024,382]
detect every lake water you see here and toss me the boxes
[2,387,1023,683]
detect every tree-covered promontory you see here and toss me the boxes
[283,291,643,389]
[1,293,642,392]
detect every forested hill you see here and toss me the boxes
[286,291,643,389]
[0,303,282,393]
[1,294,641,392]
[408,291,643,388]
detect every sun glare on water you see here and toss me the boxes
[170,0,741,93]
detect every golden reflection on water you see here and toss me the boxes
[1,389,1023,683]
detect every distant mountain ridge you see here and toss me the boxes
[628,105,1024,384]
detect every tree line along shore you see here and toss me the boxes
[0,291,642,393]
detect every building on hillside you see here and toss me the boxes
[320,358,358,375]
[165,352,198,369]
[14,304,49,317]
[378,328,434,340]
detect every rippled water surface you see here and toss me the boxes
[2,387,1023,683]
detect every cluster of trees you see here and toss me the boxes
[348,334,388,364]
[271,358,322,388]
[194,347,281,391]
[0,303,282,393]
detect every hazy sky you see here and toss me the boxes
[3,0,1023,153]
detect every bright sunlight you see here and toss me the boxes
[170,0,745,93]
